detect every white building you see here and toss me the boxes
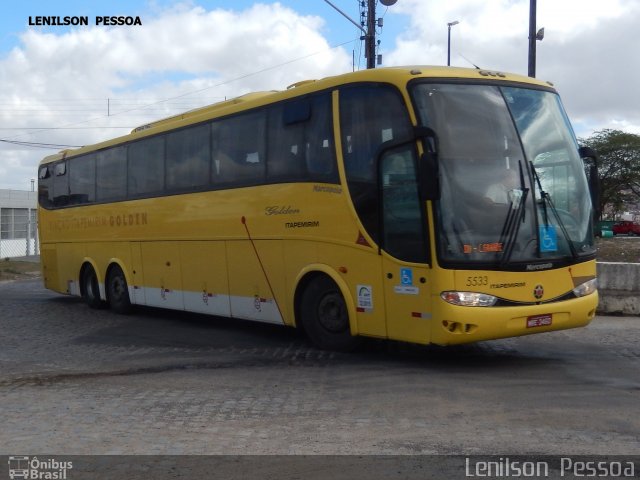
[0,189,38,258]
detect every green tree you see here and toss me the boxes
[580,129,640,220]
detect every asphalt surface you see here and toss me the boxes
[1,278,639,457]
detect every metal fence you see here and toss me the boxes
[0,218,39,259]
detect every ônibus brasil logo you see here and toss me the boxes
[8,456,73,479]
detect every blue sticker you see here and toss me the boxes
[539,225,558,252]
[400,268,413,286]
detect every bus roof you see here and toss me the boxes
[40,66,554,165]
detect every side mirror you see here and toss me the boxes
[578,146,600,221]
[415,127,440,201]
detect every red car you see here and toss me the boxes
[612,221,640,235]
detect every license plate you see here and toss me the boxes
[527,314,552,328]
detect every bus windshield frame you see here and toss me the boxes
[409,80,595,271]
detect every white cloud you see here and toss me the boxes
[384,0,640,138]
[1,0,638,189]
[0,3,350,189]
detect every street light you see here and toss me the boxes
[447,20,459,66]
[527,0,544,77]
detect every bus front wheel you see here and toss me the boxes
[107,265,132,314]
[300,275,361,352]
[80,265,106,309]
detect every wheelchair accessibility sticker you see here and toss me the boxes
[539,225,558,252]
[400,268,413,286]
[395,268,419,295]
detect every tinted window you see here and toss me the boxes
[166,124,210,191]
[96,146,127,201]
[305,94,338,182]
[266,94,338,183]
[38,166,52,208]
[129,136,165,197]
[212,111,266,186]
[52,161,69,207]
[267,103,306,181]
[69,154,96,205]
[380,146,427,262]
[340,84,413,243]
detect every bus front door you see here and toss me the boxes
[382,257,432,344]
[379,146,433,344]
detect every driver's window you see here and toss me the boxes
[381,146,428,263]
[339,84,413,245]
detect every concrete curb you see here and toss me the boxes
[596,262,640,316]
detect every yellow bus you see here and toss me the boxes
[37,66,599,351]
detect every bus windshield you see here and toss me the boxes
[410,82,595,268]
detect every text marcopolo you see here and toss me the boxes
[28,16,142,26]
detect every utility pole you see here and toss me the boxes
[528,0,537,77]
[365,0,376,69]
[324,0,396,70]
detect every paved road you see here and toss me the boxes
[0,278,638,456]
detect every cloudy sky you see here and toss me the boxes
[1,0,638,190]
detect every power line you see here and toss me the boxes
[0,38,357,147]
[0,127,132,130]
[0,139,82,149]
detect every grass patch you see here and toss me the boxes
[0,259,41,281]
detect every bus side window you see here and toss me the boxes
[166,124,210,192]
[266,93,338,184]
[96,146,127,202]
[128,135,165,197]
[214,111,266,186]
[339,84,413,243]
[305,94,338,182]
[69,154,96,205]
[38,166,53,208]
[267,102,306,182]
[52,161,69,207]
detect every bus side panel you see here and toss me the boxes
[316,243,387,338]
[40,244,61,293]
[382,257,432,345]
[140,242,184,310]
[283,239,318,328]
[56,242,86,296]
[179,241,231,317]
[130,242,146,305]
[226,239,286,325]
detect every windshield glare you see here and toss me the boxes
[411,82,595,267]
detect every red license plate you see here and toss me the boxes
[527,314,552,328]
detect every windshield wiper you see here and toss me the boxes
[530,161,579,259]
[499,161,529,266]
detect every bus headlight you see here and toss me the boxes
[440,291,498,307]
[572,278,597,298]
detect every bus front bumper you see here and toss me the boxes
[430,292,599,346]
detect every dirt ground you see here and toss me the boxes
[0,259,41,282]
[595,236,640,263]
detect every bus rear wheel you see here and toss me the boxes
[80,265,106,309]
[300,275,361,352]
[107,264,132,314]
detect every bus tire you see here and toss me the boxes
[80,265,106,309]
[300,275,361,352]
[107,264,132,314]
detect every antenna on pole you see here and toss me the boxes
[324,0,397,69]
